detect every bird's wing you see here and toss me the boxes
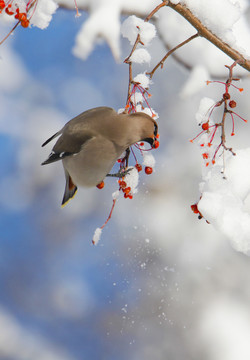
[41,131,62,147]
[41,132,93,165]
[42,107,116,165]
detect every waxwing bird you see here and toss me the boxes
[42,107,158,206]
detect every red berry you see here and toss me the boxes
[118,180,127,188]
[96,181,104,189]
[223,92,230,100]
[229,100,236,108]
[153,139,160,149]
[5,5,14,15]
[0,0,5,10]
[123,187,131,195]
[14,8,19,18]
[135,163,142,172]
[18,12,27,21]
[202,122,209,130]
[21,19,29,28]
[145,166,153,175]
[191,204,199,214]
[124,193,133,199]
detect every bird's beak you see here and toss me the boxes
[152,134,160,149]
[143,134,160,149]
[143,136,155,146]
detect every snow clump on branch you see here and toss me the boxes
[30,0,58,29]
[198,149,250,255]
[121,15,156,46]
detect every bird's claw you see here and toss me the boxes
[106,167,132,178]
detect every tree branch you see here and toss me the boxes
[167,2,250,72]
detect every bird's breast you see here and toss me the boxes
[62,136,120,187]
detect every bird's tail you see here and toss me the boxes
[61,169,77,207]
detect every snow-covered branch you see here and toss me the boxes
[167,1,250,72]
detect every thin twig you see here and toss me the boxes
[220,61,239,157]
[145,0,169,22]
[147,32,199,79]
[0,21,20,46]
[124,33,142,110]
[123,1,170,109]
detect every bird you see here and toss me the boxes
[42,106,158,206]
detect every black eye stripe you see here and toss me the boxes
[143,137,154,146]
[154,123,158,136]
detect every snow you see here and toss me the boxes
[112,190,120,200]
[131,92,143,104]
[198,149,250,255]
[92,227,102,245]
[129,48,151,64]
[195,97,215,126]
[50,0,250,70]
[183,0,242,40]
[142,153,156,168]
[121,15,155,64]
[192,97,250,254]
[30,0,58,29]
[72,0,121,61]
[123,167,139,195]
[121,15,156,46]
[133,73,151,89]
[179,0,250,61]
[157,1,250,83]
[139,107,159,120]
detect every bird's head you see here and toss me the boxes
[129,112,159,148]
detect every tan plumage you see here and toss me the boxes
[42,106,158,206]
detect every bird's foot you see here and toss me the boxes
[106,167,132,178]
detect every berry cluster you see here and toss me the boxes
[96,163,155,199]
[118,179,133,199]
[190,61,247,167]
[190,61,247,221]
[0,0,37,28]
